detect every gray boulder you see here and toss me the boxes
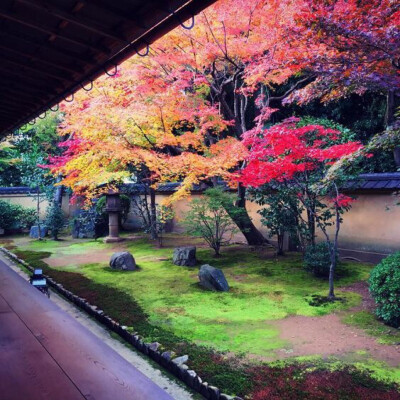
[29,225,48,239]
[198,264,229,292]
[173,246,196,266]
[110,252,136,271]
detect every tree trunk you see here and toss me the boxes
[224,183,269,246]
[386,90,400,167]
[150,187,158,240]
[37,188,42,240]
[307,207,316,246]
[53,174,64,207]
[385,89,395,127]
[327,251,336,300]
[277,232,284,255]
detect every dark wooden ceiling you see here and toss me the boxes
[0,0,216,138]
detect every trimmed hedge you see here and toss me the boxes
[369,252,400,328]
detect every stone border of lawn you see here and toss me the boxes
[0,247,242,400]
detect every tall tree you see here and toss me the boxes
[47,0,399,244]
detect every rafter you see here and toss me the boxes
[0,86,49,101]
[0,6,110,54]
[0,55,71,82]
[0,70,59,92]
[85,0,149,29]
[0,0,218,136]
[0,103,33,114]
[0,30,97,66]
[0,94,41,107]
[0,111,18,120]
[15,0,129,44]
[0,42,83,75]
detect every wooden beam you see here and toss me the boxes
[0,30,97,66]
[0,42,83,75]
[0,94,40,108]
[0,106,29,116]
[0,78,50,93]
[0,71,58,92]
[0,96,38,108]
[15,0,129,44]
[0,111,18,119]
[84,0,148,29]
[0,55,71,82]
[0,6,110,54]
[0,86,47,101]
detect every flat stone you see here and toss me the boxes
[173,246,196,267]
[220,395,234,400]
[161,351,176,363]
[110,252,136,271]
[29,225,48,239]
[172,355,189,365]
[149,342,161,351]
[208,386,220,400]
[198,264,229,292]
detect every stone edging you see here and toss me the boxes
[0,247,242,400]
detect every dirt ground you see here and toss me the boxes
[271,283,400,367]
[45,248,116,267]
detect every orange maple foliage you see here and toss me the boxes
[48,0,399,202]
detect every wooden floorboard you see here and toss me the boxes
[0,259,173,400]
[0,310,85,400]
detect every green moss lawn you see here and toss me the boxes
[2,234,399,397]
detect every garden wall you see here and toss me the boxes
[125,191,400,263]
[0,188,70,218]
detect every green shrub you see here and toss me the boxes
[369,252,400,328]
[304,242,337,278]
[45,203,66,240]
[0,200,36,231]
[15,205,37,229]
[0,200,15,228]
[183,188,241,256]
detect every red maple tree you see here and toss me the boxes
[238,117,363,299]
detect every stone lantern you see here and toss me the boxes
[104,190,123,243]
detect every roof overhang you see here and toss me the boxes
[0,0,217,138]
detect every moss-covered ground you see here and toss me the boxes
[2,234,399,398]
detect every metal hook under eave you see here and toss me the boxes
[38,112,47,119]
[136,43,150,57]
[81,80,94,91]
[28,118,36,125]
[50,104,59,112]
[64,93,74,102]
[169,8,195,30]
[179,14,195,30]
[104,64,118,77]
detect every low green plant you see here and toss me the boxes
[45,203,66,240]
[304,242,338,278]
[0,200,36,231]
[369,252,400,328]
[0,201,16,228]
[17,206,37,229]
[183,188,242,256]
